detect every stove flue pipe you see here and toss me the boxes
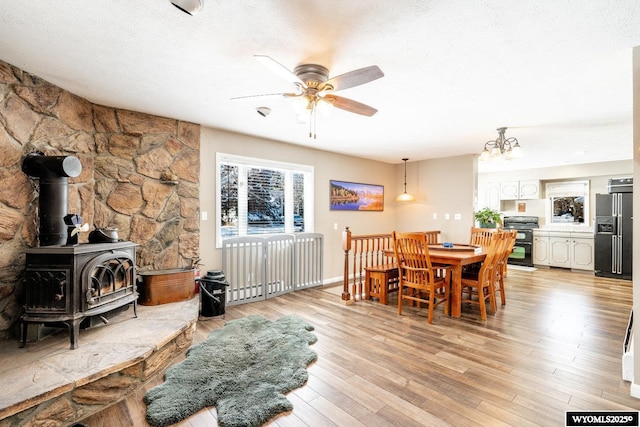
[22,152,82,246]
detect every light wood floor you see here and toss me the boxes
[82,267,639,427]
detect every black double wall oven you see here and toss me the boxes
[502,216,539,267]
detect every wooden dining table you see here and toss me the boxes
[427,246,486,317]
[385,245,487,318]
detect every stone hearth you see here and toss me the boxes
[0,298,198,425]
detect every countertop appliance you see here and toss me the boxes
[502,216,539,267]
[594,179,633,280]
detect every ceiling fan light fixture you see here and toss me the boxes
[170,0,203,15]
[291,95,310,114]
[232,56,383,139]
[296,111,310,124]
[316,97,334,116]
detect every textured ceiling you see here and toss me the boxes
[1,1,640,172]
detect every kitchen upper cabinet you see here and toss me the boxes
[500,180,540,200]
[478,182,501,211]
[533,230,594,271]
[519,180,540,199]
[500,181,519,200]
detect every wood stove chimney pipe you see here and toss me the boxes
[22,152,82,246]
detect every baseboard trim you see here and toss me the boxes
[630,382,640,399]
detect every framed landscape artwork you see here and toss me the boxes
[330,180,384,211]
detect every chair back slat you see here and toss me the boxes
[470,227,497,249]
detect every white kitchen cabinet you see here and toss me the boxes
[478,182,501,211]
[549,232,571,268]
[500,180,540,200]
[518,180,540,199]
[533,230,594,271]
[570,233,594,271]
[500,181,519,200]
[533,233,550,266]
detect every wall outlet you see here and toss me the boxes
[201,211,208,221]
[334,223,338,230]
[432,213,437,220]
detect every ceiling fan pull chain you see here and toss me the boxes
[310,100,317,139]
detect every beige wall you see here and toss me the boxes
[199,129,481,281]
[199,127,398,282]
[395,155,477,243]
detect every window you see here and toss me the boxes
[216,153,314,247]
[545,180,589,226]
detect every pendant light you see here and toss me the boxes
[396,158,415,202]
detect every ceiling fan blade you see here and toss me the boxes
[231,92,299,101]
[323,65,384,92]
[254,55,306,88]
[323,94,378,116]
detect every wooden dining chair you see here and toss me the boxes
[494,229,517,306]
[423,230,441,245]
[464,226,498,275]
[392,231,450,324]
[469,226,497,249]
[461,231,505,320]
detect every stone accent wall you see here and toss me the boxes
[0,60,200,340]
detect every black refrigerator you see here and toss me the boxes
[594,187,633,280]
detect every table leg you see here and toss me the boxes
[450,264,462,317]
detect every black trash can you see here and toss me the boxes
[198,270,228,317]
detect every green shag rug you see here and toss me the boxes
[144,315,317,427]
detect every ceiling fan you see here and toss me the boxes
[232,55,384,138]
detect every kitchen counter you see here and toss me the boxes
[536,224,593,233]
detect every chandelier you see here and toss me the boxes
[479,127,523,161]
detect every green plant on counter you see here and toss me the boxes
[474,207,502,228]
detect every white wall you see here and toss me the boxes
[632,45,640,398]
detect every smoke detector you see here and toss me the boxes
[256,107,271,117]
[170,0,203,15]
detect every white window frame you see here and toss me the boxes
[545,180,590,226]
[215,152,314,248]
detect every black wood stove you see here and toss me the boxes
[21,242,138,349]
[20,152,138,349]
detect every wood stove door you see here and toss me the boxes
[81,251,136,313]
